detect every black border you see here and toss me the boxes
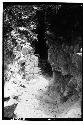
[2,2,83,121]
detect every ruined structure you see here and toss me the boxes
[45,5,82,104]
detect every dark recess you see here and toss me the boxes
[36,10,48,60]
